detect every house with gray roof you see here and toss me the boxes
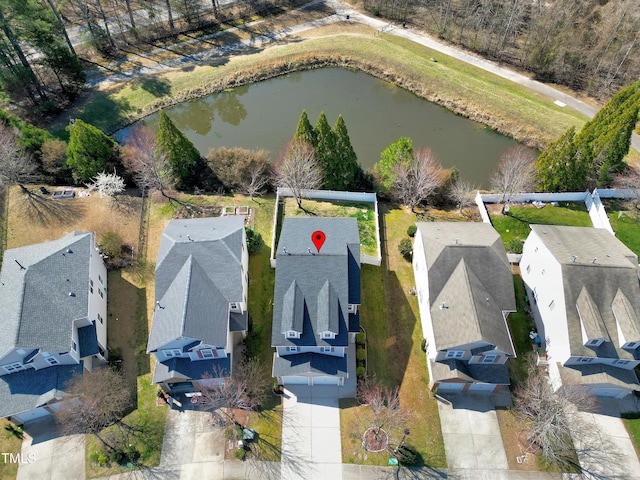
[0,232,107,424]
[272,218,360,391]
[521,225,640,399]
[413,222,516,398]
[147,217,248,393]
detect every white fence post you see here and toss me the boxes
[475,191,491,224]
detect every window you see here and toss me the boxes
[286,346,298,352]
[163,349,182,358]
[230,302,240,313]
[534,247,539,253]
[614,359,631,365]
[98,274,103,285]
[72,340,77,352]
[45,356,59,366]
[445,350,464,359]
[198,349,216,359]
[321,332,334,339]
[89,279,93,294]
[97,313,103,324]
[348,304,356,314]
[482,354,498,364]
[624,342,639,349]
[285,331,299,339]
[99,288,104,299]
[2,362,25,373]
[322,346,334,353]
[586,339,604,347]
[541,269,545,275]
[578,357,594,363]
[526,264,531,274]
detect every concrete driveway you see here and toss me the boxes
[281,385,342,480]
[16,417,85,480]
[437,398,509,470]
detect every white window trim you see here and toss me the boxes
[163,349,182,358]
[199,349,214,358]
[45,356,59,365]
[348,304,357,314]
[482,354,498,364]
[321,332,335,339]
[285,331,299,339]
[445,350,465,359]
[286,346,298,353]
[322,346,334,353]
[578,357,594,363]
[624,341,639,349]
[2,362,25,373]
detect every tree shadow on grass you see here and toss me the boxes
[131,77,172,98]
[15,190,88,228]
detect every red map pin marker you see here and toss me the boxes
[311,231,326,253]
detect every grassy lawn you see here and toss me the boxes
[623,415,640,459]
[490,203,592,248]
[340,205,474,468]
[507,272,537,386]
[605,200,640,257]
[0,419,22,480]
[284,198,378,256]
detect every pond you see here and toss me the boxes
[131,68,526,188]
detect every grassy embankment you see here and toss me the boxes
[52,24,587,150]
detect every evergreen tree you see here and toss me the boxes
[314,112,339,189]
[156,110,202,190]
[332,114,362,190]
[294,109,316,146]
[66,120,121,183]
[375,137,414,190]
[534,127,580,192]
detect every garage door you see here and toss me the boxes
[282,376,310,385]
[436,382,465,392]
[12,406,51,424]
[311,376,340,386]
[468,383,497,392]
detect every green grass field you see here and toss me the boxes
[607,208,640,257]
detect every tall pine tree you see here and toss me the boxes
[534,127,582,192]
[294,109,316,146]
[332,114,362,190]
[156,110,202,190]
[314,112,340,190]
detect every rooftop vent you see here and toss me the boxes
[454,238,459,245]
[14,259,26,270]
[68,292,75,297]
[440,302,448,310]
[591,257,598,264]
[66,248,73,254]
[572,255,578,263]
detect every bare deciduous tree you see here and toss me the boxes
[87,171,126,198]
[242,159,271,201]
[513,362,597,469]
[200,360,271,427]
[0,124,37,191]
[449,178,477,215]
[613,166,640,216]
[392,148,445,211]
[491,146,536,210]
[55,367,131,449]
[273,140,322,209]
[122,126,174,198]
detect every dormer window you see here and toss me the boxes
[2,362,25,374]
[321,332,335,340]
[445,350,464,359]
[163,349,182,358]
[285,331,300,339]
[578,357,594,363]
[230,302,241,313]
[482,354,498,364]
[198,349,217,359]
[348,304,357,314]
[623,341,640,350]
[286,346,298,352]
[45,356,59,365]
[586,338,605,348]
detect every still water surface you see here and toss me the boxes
[135,68,524,187]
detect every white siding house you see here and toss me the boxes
[147,217,248,394]
[521,225,640,399]
[0,232,107,424]
[413,222,516,401]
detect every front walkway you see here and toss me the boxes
[281,385,342,480]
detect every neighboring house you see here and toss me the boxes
[272,218,360,390]
[521,225,640,399]
[147,217,248,393]
[413,222,516,396]
[0,232,108,424]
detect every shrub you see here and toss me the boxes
[99,231,124,266]
[355,332,366,345]
[398,238,412,261]
[507,238,523,254]
[356,366,366,377]
[235,448,246,460]
[397,444,419,466]
[420,338,427,352]
[356,348,367,361]
[245,228,264,255]
[407,225,417,237]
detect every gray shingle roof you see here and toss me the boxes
[0,363,83,418]
[0,232,93,358]
[415,222,516,355]
[556,362,640,391]
[78,323,99,358]
[152,357,231,385]
[148,217,245,353]
[532,226,640,358]
[272,352,349,377]
[272,218,360,348]
[430,359,510,385]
